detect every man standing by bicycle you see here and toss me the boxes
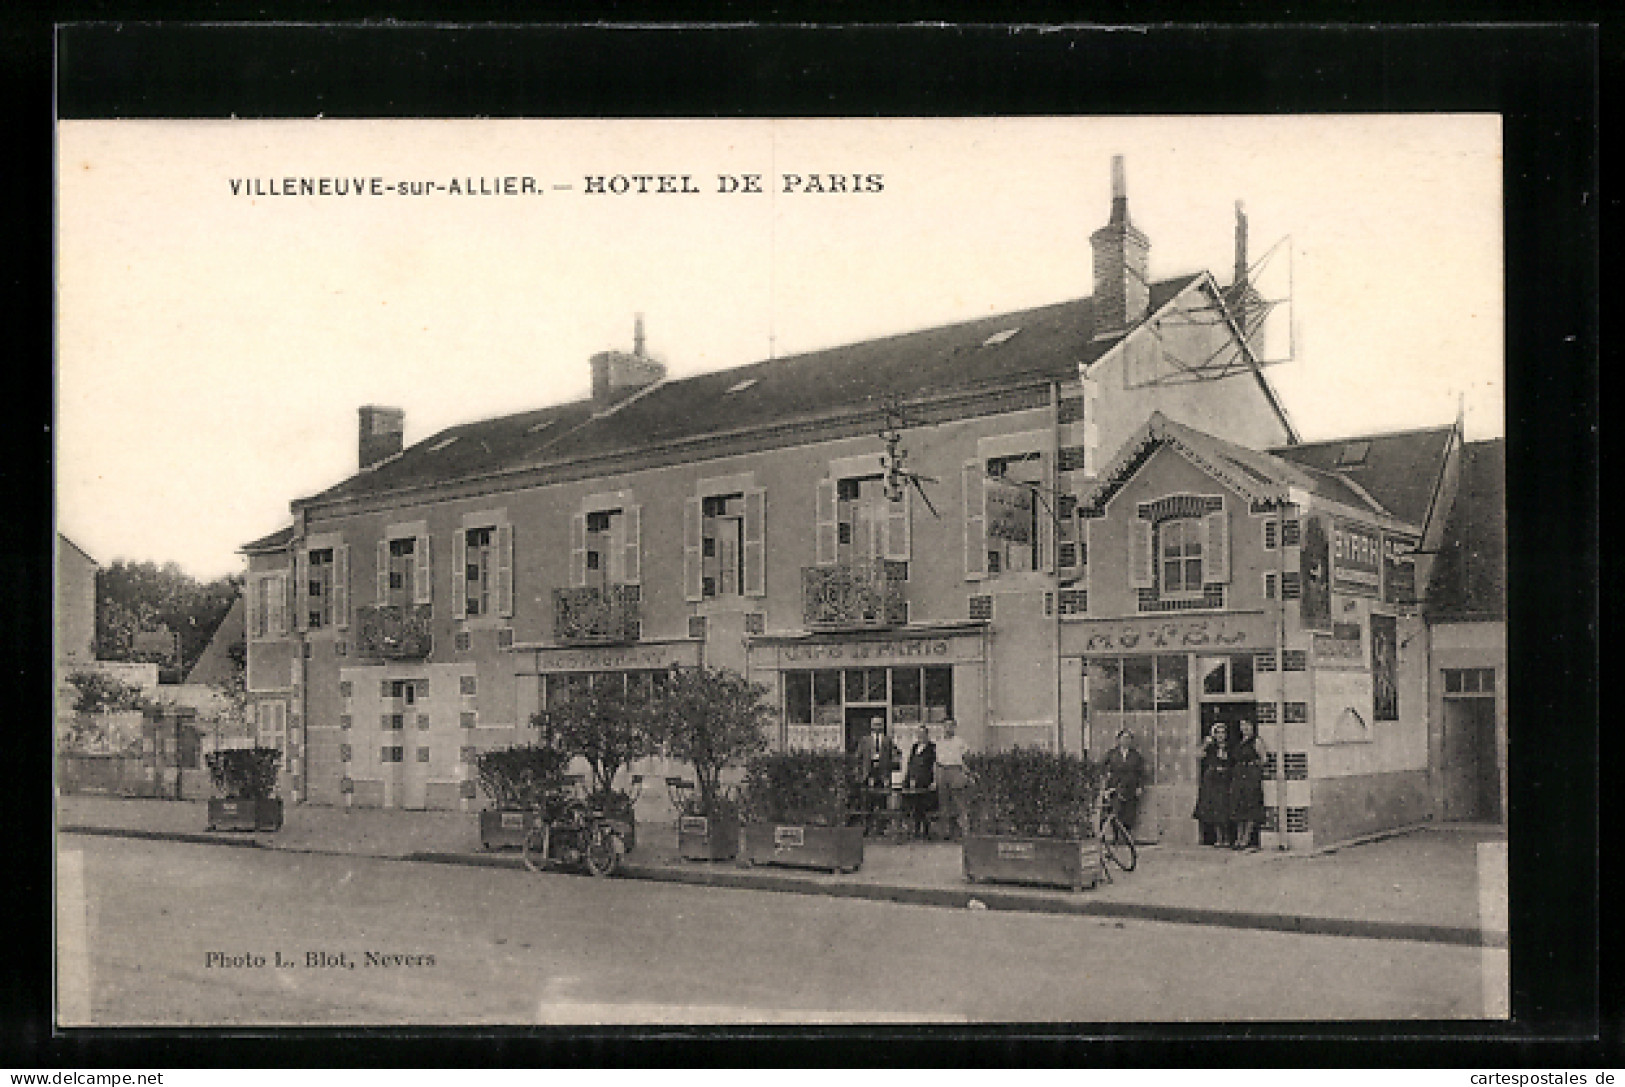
[1100,727,1146,841]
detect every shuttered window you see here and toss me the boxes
[815,479,838,566]
[962,461,986,580]
[743,488,766,597]
[683,497,704,601]
[1129,520,1154,589]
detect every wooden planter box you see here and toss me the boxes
[677,815,740,861]
[741,822,863,873]
[479,808,546,851]
[962,834,1099,891]
[207,798,283,832]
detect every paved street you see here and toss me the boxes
[59,836,1493,1025]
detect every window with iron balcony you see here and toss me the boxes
[559,504,641,645]
[809,471,909,629]
[357,528,432,660]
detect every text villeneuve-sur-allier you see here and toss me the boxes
[204,950,435,969]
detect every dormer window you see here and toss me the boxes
[1337,440,1372,468]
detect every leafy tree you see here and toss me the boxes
[647,666,772,816]
[95,561,242,683]
[66,670,152,715]
[532,681,657,801]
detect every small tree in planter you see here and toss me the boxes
[204,746,283,831]
[474,744,573,851]
[962,748,1100,891]
[535,681,656,851]
[739,750,862,872]
[647,666,772,861]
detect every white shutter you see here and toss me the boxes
[1129,520,1154,589]
[963,461,987,580]
[334,544,350,629]
[1082,378,1102,477]
[607,513,627,585]
[294,549,310,631]
[569,513,588,589]
[413,533,432,605]
[452,527,467,620]
[743,487,766,597]
[246,577,260,640]
[1081,518,1092,591]
[1034,452,1052,572]
[621,506,640,586]
[1205,507,1230,583]
[883,487,912,561]
[376,540,390,604]
[815,479,838,566]
[496,522,514,616]
[682,498,703,601]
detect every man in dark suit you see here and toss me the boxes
[1100,727,1147,838]
[904,725,938,839]
[856,716,897,835]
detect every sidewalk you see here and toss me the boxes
[56,794,1507,947]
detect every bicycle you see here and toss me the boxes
[521,774,625,878]
[1094,786,1138,882]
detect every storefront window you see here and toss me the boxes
[924,666,954,722]
[1122,656,1155,712]
[1091,658,1123,714]
[784,672,812,725]
[1198,654,1254,696]
[1155,655,1189,710]
[890,667,921,724]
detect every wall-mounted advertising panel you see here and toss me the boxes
[1331,520,1382,597]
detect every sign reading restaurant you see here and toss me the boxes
[526,641,701,673]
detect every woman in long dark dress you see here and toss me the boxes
[1229,719,1268,851]
[1193,721,1235,847]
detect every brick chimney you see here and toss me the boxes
[1233,200,1249,289]
[590,313,667,409]
[358,405,404,470]
[1090,155,1152,339]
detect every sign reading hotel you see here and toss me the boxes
[1331,520,1382,596]
[986,478,1034,544]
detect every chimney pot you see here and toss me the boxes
[1090,155,1151,338]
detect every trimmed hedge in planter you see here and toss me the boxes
[677,796,743,861]
[474,744,570,851]
[204,747,283,833]
[739,751,862,872]
[961,748,1100,891]
[741,822,864,873]
[207,797,284,832]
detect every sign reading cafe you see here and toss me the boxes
[1331,520,1382,595]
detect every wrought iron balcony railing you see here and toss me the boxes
[802,561,908,630]
[355,604,434,660]
[553,585,642,646]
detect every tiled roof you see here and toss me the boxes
[1426,439,1506,622]
[303,275,1205,505]
[1270,425,1456,528]
[240,523,295,554]
[1079,412,1393,519]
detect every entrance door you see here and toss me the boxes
[845,705,889,758]
[1200,701,1257,741]
[1442,697,1499,822]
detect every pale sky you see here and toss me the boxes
[56,116,1503,581]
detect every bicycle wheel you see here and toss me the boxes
[1103,815,1137,872]
[582,824,621,878]
[521,820,548,873]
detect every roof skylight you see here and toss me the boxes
[725,378,759,394]
[428,436,459,453]
[982,328,1021,347]
[1337,440,1372,467]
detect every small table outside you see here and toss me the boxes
[858,787,940,841]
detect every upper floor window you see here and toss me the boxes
[1159,519,1205,594]
[464,528,493,614]
[455,515,513,620]
[685,483,764,601]
[571,503,639,592]
[248,572,289,639]
[816,472,908,569]
[985,454,1041,576]
[377,525,432,608]
[297,545,350,631]
[701,494,744,597]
